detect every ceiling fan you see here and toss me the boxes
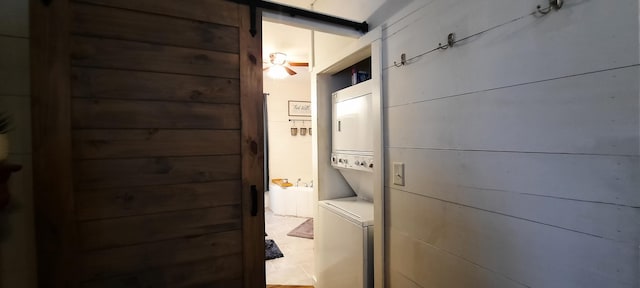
[263,52,309,77]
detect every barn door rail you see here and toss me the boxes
[228,0,368,37]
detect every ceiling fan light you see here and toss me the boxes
[267,65,289,79]
[270,52,287,66]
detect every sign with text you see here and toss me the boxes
[288,101,311,117]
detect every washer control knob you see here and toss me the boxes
[369,163,374,168]
[355,161,360,165]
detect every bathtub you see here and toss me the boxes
[268,183,313,218]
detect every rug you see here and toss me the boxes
[287,218,313,239]
[265,239,284,260]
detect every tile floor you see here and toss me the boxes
[265,208,315,286]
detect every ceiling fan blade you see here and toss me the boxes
[284,66,297,75]
[288,62,309,67]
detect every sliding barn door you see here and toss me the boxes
[31,0,264,287]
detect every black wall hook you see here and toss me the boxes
[393,53,407,67]
[550,0,564,9]
[537,0,563,15]
[447,33,456,47]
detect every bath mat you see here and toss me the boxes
[287,218,313,239]
[265,239,284,260]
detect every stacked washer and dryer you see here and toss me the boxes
[317,80,374,288]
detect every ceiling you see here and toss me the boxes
[262,0,387,66]
[262,21,312,65]
[262,0,313,66]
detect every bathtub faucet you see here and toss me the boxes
[310,180,313,188]
[296,178,302,187]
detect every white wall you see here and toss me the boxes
[265,68,314,187]
[0,0,37,287]
[379,0,639,287]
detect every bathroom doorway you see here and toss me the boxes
[261,8,361,283]
[262,20,316,286]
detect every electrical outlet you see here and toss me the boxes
[393,162,404,186]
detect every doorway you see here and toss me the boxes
[261,15,361,285]
[262,20,315,286]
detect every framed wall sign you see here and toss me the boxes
[288,101,311,117]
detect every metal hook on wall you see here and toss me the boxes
[537,0,563,15]
[289,119,310,124]
[447,33,456,48]
[393,53,407,67]
[438,33,456,50]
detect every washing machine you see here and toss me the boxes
[317,196,374,288]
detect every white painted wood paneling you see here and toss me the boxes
[387,67,639,155]
[380,0,640,286]
[388,270,422,288]
[386,148,640,242]
[383,0,639,108]
[389,228,526,288]
[389,188,638,288]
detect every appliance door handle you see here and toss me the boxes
[250,185,258,216]
[338,120,341,132]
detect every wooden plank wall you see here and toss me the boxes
[64,1,246,286]
[380,0,639,287]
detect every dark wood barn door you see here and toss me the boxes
[31,0,264,287]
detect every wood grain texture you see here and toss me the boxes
[72,99,240,129]
[78,230,242,280]
[76,181,242,220]
[71,36,239,78]
[76,155,241,190]
[80,255,243,288]
[74,0,240,27]
[73,129,241,159]
[79,206,241,250]
[29,0,78,286]
[71,67,240,103]
[34,0,256,286]
[71,3,239,53]
[239,5,266,288]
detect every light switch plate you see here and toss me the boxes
[393,162,404,186]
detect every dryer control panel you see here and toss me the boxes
[331,153,374,172]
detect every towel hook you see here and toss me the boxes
[537,0,563,15]
[393,53,407,67]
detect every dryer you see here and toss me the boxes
[317,80,375,288]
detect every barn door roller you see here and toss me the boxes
[228,0,368,37]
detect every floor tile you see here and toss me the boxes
[265,208,315,286]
